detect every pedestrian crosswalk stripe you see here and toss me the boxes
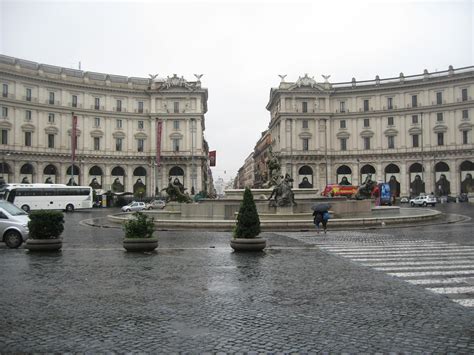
[347,252,474,257]
[387,270,474,277]
[319,246,474,252]
[349,256,473,262]
[452,299,474,307]
[362,260,472,267]
[426,286,474,294]
[406,277,474,285]
[374,265,474,271]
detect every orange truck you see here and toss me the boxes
[321,184,358,197]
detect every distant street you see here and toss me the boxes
[0,203,473,353]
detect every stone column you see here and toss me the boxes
[401,162,409,196]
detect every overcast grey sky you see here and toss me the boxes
[1,0,473,182]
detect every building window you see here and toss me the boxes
[387,117,394,126]
[462,110,469,119]
[302,120,308,129]
[387,136,395,149]
[72,95,78,108]
[94,117,101,127]
[48,134,55,148]
[137,138,144,152]
[26,88,32,101]
[1,107,7,117]
[25,110,32,121]
[340,138,347,151]
[340,101,346,113]
[48,113,55,123]
[462,88,468,101]
[94,98,100,110]
[363,99,369,112]
[412,115,418,124]
[340,120,346,129]
[94,137,100,150]
[437,112,443,122]
[437,132,444,146]
[412,95,418,107]
[363,118,370,128]
[436,92,443,105]
[302,101,308,113]
[138,120,144,129]
[172,138,180,152]
[363,137,370,150]
[1,129,7,145]
[387,97,393,110]
[116,100,122,112]
[25,132,32,146]
[302,138,309,151]
[49,92,55,105]
[2,84,8,98]
[116,119,122,129]
[116,138,123,151]
[462,130,468,144]
[173,120,180,130]
[412,134,419,148]
[138,101,144,113]
[174,102,180,113]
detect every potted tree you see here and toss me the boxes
[122,211,158,252]
[25,210,64,252]
[230,187,266,252]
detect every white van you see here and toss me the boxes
[0,200,30,248]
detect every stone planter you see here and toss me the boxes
[26,238,62,252]
[123,237,158,252]
[230,237,266,252]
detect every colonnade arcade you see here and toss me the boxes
[0,161,199,197]
[291,160,474,197]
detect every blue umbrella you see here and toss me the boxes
[311,203,331,212]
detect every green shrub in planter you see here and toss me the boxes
[28,210,65,239]
[234,187,261,238]
[123,212,155,238]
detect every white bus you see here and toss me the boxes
[2,184,93,212]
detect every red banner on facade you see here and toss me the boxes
[156,120,162,166]
[209,150,216,166]
[72,115,77,161]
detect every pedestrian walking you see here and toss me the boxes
[313,209,330,234]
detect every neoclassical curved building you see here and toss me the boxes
[0,54,211,196]
[264,67,474,197]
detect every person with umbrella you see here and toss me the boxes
[312,203,331,234]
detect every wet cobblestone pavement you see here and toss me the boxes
[0,204,473,353]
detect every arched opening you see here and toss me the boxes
[0,162,12,185]
[111,166,125,193]
[20,163,34,184]
[460,160,474,193]
[336,165,352,185]
[169,166,185,185]
[385,164,401,197]
[89,166,103,190]
[298,165,313,188]
[434,161,450,196]
[43,164,57,183]
[360,164,376,184]
[133,167,147,198]
[66,164,80,186]
[409,163,425,197]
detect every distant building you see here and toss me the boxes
[236,153,254,189]
[0,55,212,196]
[264,67,474,196]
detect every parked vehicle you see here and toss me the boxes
[121,201,146,212]
[145,200,166,210]
[0,200,30,248]
[409,195,437,207]
[321,184,358,197]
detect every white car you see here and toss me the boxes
[145,200,166,210]
[0,200,30,248]
[409,195,437,207]
[121,201,146,212]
